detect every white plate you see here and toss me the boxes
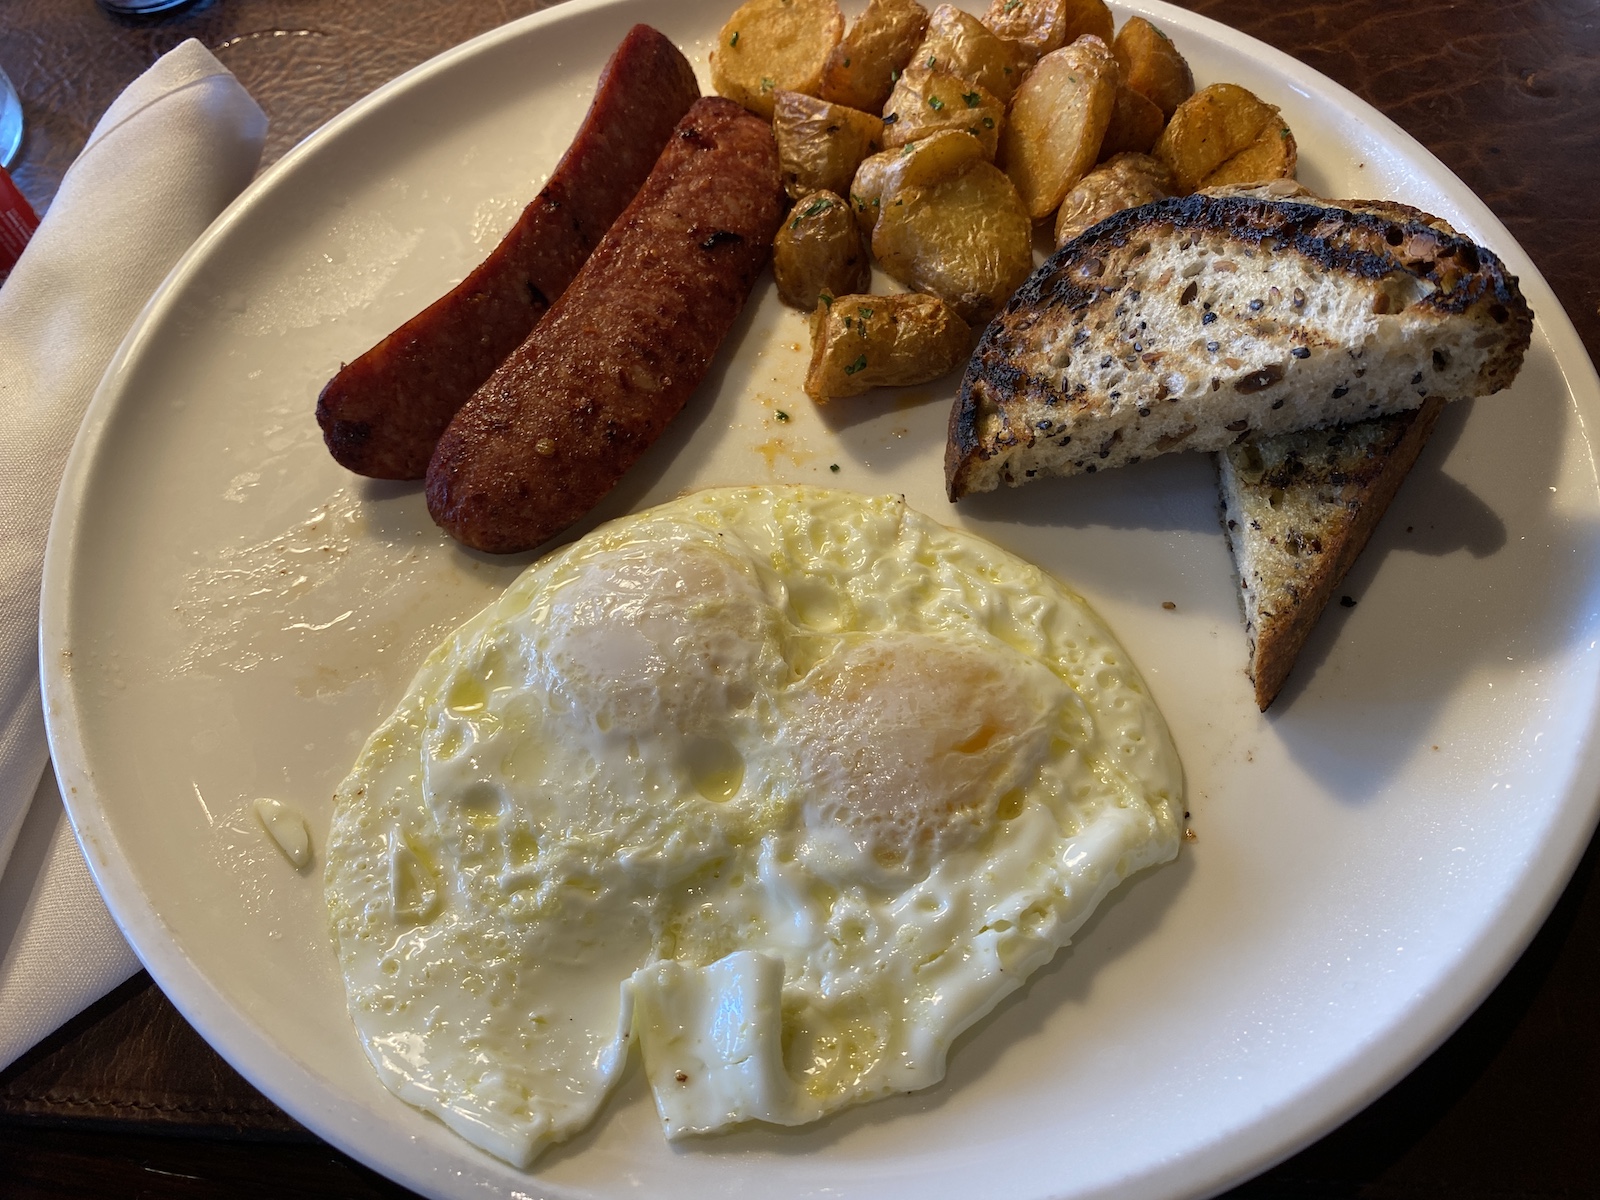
[39,1,1600,1197]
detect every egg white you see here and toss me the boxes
[324,486,1184,1167]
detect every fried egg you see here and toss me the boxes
[324,486,1183,1166]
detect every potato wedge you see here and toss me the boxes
[1153,82,1296,193]
[806,292,971,401]
[985,0,1114,53]
[1200,120,1298,188]
[1098,81,1164,159]
[1058,0,1115,45]
[1113,16,1194,119]
[881,66,1005,158]
[712,0,845,120]
[820,0,929,113]
[1054,151,1173,246]
[914,4,1036,103]
[774,191,871,310]
[980,0,1066,55]
[872,160,1033,324]
[849,130,990,235]
[999,35,1118,220]
[849,150,898,235]
[774,91,885,199]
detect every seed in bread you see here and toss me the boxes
[946,193,1533,499]
[1218,398,1446,709]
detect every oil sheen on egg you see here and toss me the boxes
[324,486,1184,1167]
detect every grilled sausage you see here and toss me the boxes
[425,97,784,553]
[316,25,699,479]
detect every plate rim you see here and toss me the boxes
[38,0,1600,1197]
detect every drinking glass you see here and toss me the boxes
[0,68,21,170]
[96,0,197,13]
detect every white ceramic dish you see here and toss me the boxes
[39,1,1600,1197]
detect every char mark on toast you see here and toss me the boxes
[947,194,1532,500]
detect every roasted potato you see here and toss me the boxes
[774,190,872,310]
[881,66,1005,158]
[774,91,885,199]
[712,0,845,120]
[1058,0,1115,45]
[1054,151,1173,246]
[1198,178,1316,201]
[999,35,1118,220]
[1098,81,1165,159]
[849,130,989,235]
[820,0,929,113]
[872,160,1033,324]
[982,0,1114,54]
[805,292,972,401]
[914,4,1037,103]
[849,150,897,235]
[1113,17,1194,119]
[1153,82,1297,192]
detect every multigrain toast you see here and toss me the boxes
[1218,397,1446,710]
[1212,192,1461,710]
[945,193,1532,499]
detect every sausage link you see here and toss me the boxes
[316,25,699,479]
[425,97,784,553]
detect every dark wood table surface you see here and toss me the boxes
[2,0,1597,1196]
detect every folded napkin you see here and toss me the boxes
[0,40,266,1071]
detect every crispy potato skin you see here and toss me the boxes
[774,191,871,309]
[1154,82,1296,192]
[916,4,1037,103]
[981,0,1065,55]
[849,129,988,235]
[425,99,784,554]
[1000,35,1118,219]
[774,91,884,199]
[805,292,971,401]
[713,0,844,119]
[882,67,1005,158]
[820,0,929,112]
[1059,0,1115,45]
[315,25,698,480]
[1113,17,1194,119]
[872,160,1033,324]
[1054,152,1173,246]
[1099,83,1165,160]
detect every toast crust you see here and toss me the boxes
[1219,396,1446,709]
[947,194,1531,499]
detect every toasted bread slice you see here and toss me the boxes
[1218,396,1445,709]
[946,193,1531,499]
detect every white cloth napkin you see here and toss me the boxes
[0,40,266,1070]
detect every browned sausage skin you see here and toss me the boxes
[316,25,699,479]
[425,97,784,554]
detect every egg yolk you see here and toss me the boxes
[541,541,774,736]
[790,634,1056,875]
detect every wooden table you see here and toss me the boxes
[2,0,1597,1195]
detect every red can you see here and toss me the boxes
[0,166,39,274]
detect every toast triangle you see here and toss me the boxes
[1218,397,1446,709]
